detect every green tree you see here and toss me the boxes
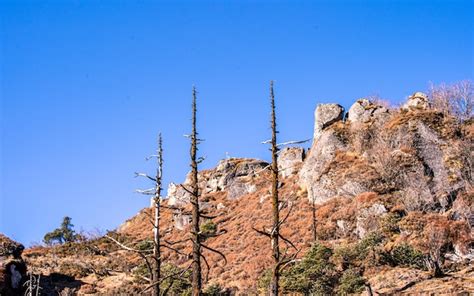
[43,216,77,245]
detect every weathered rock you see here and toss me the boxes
[356,203,387,238]
[313,104,344,141]
[166,158,269,204]
[385,120,468,211]
[278,147,305,178]
[166,182,190,207]
[227,180,257,199]
[368,267,431,295]
[0,235,24,259]
[0,234,27,294]
[403,92,429,110]
[299,129,348,204]
[172,211,192,230]
[347,98,389,123]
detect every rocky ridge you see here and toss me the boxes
[9,92,474,295]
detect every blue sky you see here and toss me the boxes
[1,0,472,245]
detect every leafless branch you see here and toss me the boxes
[134,172,157,182]
[252,226,271,238]
[135,188,156,195]
[201,243,227,265]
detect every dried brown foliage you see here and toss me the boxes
[428,80,473,122]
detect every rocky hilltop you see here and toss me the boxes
[3,93,473,295]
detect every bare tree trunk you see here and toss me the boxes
[152,134,163,296]
[190,86,202,296]
[269,81,280,296]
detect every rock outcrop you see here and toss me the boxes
[313,103,344,141]
[0,234,27,295]
[278,147,305,178]
[167,158,268,205]
[403,91,430,110]
[300,96,472,209]
[347,98,389,123]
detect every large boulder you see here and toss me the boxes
[313,104,344,141]
[403,92,429,111]
[347,98,389,123]
[0,234,27,294]
[278,147,305,178]
[300,127,348,204]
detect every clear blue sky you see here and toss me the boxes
[1,0,472,245]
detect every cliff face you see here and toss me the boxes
[22,94,474,295]
[300,97,470,211]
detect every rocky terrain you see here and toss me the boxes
[1,92,473,295]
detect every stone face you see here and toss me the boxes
[403,92,429,110]
[314,104,344,141]
[347,98,389,123]
[278,147,305,178]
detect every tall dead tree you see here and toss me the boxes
[269,80,281,296]
[182,86,227,295]
[151,134,163,296]
[107,134,189,295]
[253,81,299,296]
[190,86,202,296]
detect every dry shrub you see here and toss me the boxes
[386,110,461,139]
[331,121,351,143]
[399,212,472,276]
[428,80,473,122]
[366,94,393,109]
[355,192,379,205]
[316,198,354,240]
[399,212,429,236]
[326,151,381,193]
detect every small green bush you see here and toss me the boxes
[257,269,272,295]
[380,213,401,235]
[136,239,153,251]
[200,220,217,237]
[160,264,192,295]
[203,283,224,295]
[334,232,384,269]
[337,269,365,295]
[282,243,337,295]
[388,244,425,269]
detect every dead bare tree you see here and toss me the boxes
[190,86,202,296]
[107,134,189,295]
[134,133,165,296]
[253,81,298,296]
[269,80,281,296]
[185,86,227,296]
[151,134,163,296]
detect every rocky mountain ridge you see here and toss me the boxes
[2,92,473,295]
